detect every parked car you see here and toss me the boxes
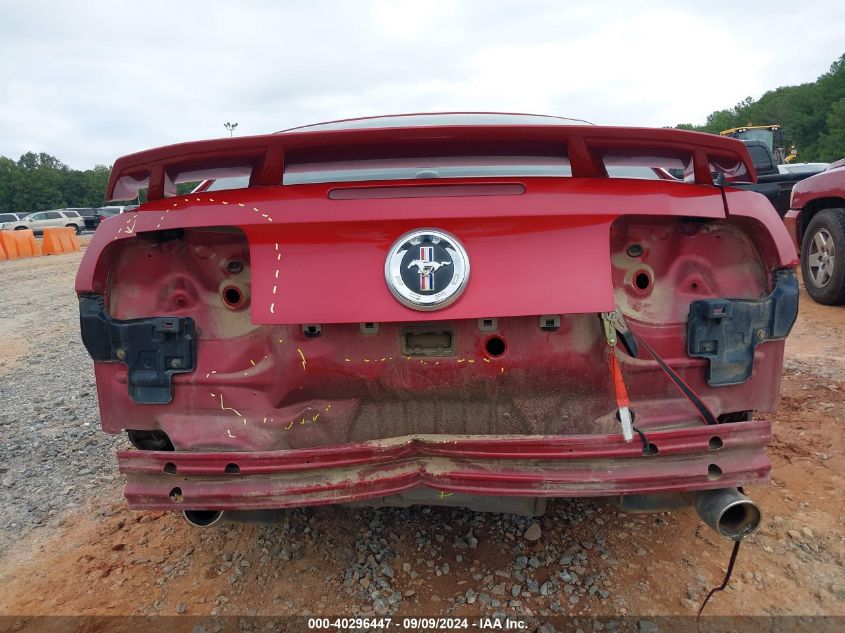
[0,209,85,234]
[729,140,825,217]
[778,162,830,175]
[785,158,845,304]
[0,212,26,224]
[85,207,122,230]
[78,113,798,542]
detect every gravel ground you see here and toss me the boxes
[0,248,842,630]
[0,247,122,553]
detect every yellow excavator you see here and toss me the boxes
[719,125,797,164]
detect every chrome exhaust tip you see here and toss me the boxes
[695,488,761,541]
[182,510,224,528]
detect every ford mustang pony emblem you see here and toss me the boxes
[385,229,470,310]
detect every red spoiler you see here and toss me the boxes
[106,125,757,202]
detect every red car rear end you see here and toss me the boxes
[77,114,798,538]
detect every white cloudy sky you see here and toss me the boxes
[1,0,842,169]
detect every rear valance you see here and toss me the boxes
[107,125,756,201]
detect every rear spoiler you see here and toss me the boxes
[106,125,757,202]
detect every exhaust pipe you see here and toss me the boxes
[695,488,761,541]
[182,510,224,528]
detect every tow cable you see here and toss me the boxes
[600,310,744,625]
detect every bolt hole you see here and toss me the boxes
[626,243,643,257]
[227,260,244,274]
[634,271,651,291]
[222,286,243,308]
[691,282,698,290]
[163,462,177,474]
[169,487,183,502]
[485,335,507,358]
[642,443,659,456]
[224,463,241,474]
[707,464,723,481]
[709,436,724,451]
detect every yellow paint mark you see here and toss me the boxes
[227,429,236,438]
[500,367,505,373]
[211,370,217,374]
[249,359,256,366]
[218,394,244,418]
[297,348,307,371]
[196,197,201,202]
[438,491,453,500]
[172,203,178,207]
[312,413,320,422]
[238,203,245,207]
[275,242,279,251]
[278,338,284,344]
[285,421,294,430]
[435,361,440,365]
[222,201,229,205]
[209,198,215,202]
[270,302,275,314]
[468,359,475,364]
[345,358,351,362]
[299,418,306,425]
[276,253,281,262]
[364,358,371,363]
[380,357,386,362]
[262,417,267,424]
[483,358,491,363]
[275,270,280,279]
[326,404,332,410]
[184,198,189,202]
[253,207,260,212]
[457,359,466,363]
[272,285,277,294]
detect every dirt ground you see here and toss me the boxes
[0,247,842,631]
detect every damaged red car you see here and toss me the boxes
[77,113,798,540]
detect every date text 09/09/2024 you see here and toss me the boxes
[307,617,527,630]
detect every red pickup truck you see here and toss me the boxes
[77,113,798,540]
[784,158,845,304]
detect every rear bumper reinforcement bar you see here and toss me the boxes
[118,420,771,510]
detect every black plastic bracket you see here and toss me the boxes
[79,294,196,404]
[687,269,798,386]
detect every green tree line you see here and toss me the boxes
[0,152,112,214]
[675,53,845,162]
[0,152,201,214]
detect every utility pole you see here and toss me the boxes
[224,122,239,137]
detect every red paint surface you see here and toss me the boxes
[118,420,771,510]
[104,123,756,200]
[77,120,797,511]
[787,163,845,250]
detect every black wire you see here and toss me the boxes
[632,425,649,453]
[628,327,719,426]
[697,540,742,631]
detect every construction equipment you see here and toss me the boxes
[720,125,798,163]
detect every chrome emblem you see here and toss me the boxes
[385,229,470,310]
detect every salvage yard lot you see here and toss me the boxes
[0,249,842,627]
